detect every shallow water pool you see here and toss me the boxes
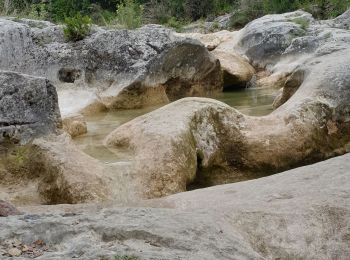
[73,88,277,163]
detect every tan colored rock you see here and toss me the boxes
[253,72,289,89]
[0,135,111,205]
[33,135,111,204]
[62,114,87,138]
[178,30,237,51]
[212,49,255,88]
[1,154,349,259]
[8,248,22,257]
[180,31,255,88]
[105,44,350,198]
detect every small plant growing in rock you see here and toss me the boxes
[210,21,220,32]
[116,0,143,29]
[292,17,310,31]
[166,17,184,32]
[63,13,92,42]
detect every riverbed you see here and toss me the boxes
[73,87,277,163]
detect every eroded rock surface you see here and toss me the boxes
[179,31,255,88]
[0,71,61,143]
[0,19,222,115]
[62,114,87,138]
[0,154,349,259]
[105,10,350,198]
[0,71,111,205]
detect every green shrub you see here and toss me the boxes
[291,17,310,30]
[116,0,143,29]
[165,17,184,32]
[183,0,214,20]
[263,0,296,14]
[63,13,92,41]
[213,0,235,15]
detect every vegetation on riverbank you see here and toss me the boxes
[1,0,350,30]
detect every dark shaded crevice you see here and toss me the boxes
[223,72,248,91]
[58,68,81,83]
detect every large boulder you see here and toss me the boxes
[0,153,349,259]
[0,71,61,143]
[236,10,314,67]
[212,49,255,88]
[0,19,222,115]
[104,10,350,198]
[180,31,255,88]
[0,69,111,205]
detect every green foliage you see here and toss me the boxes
[2,0,350,29]
[48,0,91,22]
[229,0,350,29]
[229,0,263,28]
[63,13,92,41]
[165,17,184,32]
[213,0,235,15]
[291,17,310,30]
[263,0,296,14]
[116,0,143,29]
[209,21,220,32]
[295,0,350,18]
[183,0,214,21]
[27,3,49,20]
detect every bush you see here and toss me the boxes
[48,0,91,22]
[291,17,310,30]
[263,0,296,14]
[165,17,184,32]
[183,0,214,20]
[116,0,143,29]
[63,13,92,41]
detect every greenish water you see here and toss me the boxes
[73,88,276,163]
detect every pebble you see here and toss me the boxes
[8,248,22,257]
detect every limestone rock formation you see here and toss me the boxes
[0,134,111,205]
[0,19,222,115]
[0,69,112,205]
[212,49,255,89]
[0,71,61,144]
[0,154,349,259]
[105,10,350,198]
[236,10,314,67]
[179,31,255,88]
[62,114,88,138]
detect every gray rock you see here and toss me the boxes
[0,153,349,259]
[237,11,314,66]
[104,9,350,198]
[0,71,61,143]
[0,19,222,112]
[333,8,350,29]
